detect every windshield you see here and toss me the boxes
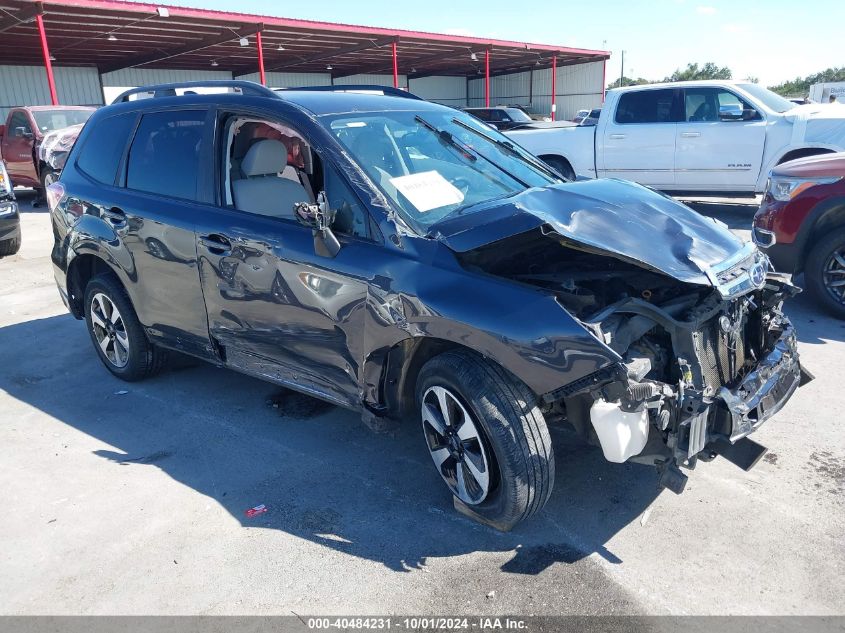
[32,109,94,133]
[736,83,796,113]
[504,108,532,122]
[322,109,561,230]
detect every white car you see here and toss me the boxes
[506,80,845,194]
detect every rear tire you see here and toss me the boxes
[542,156,575,181]
[84,273,166,381]
[805,227,845,319]
[0,236,20,257]
[416,350,554,531]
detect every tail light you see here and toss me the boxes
[46,181,66,213]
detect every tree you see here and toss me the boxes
[606,76,651,90]
[665,62,732,82]
[769,67,845,97]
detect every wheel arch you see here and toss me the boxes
[377,336,466,421]
[757,145,839,193]
[65,251,123,319]
[797,198,845,272]
[537,153,575,179]
[777,146,836,166]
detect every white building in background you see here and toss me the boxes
[809,82,845,103]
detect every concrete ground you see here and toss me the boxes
[1,190,843,616]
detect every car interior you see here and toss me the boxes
[223,117,370,238]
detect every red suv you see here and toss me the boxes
[753,152,845,318]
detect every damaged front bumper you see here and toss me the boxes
[557,274,809,494]
[682,324,804,463]
[717,325,801,444]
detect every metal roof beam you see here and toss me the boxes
[99,23,262,73]
[265,35,397,72]
[0,2,44,34]
[335,45,489,79]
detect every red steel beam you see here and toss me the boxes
[484,49,490,107]
[256,29,266,85]
[36,13,58,106]
[391,40,398,88]
[551,54,557,121]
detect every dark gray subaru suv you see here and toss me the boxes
[49,81,809,530]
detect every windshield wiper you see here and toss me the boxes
[415,115,533,188]
[414,115,477,163]
[450,117,563,181]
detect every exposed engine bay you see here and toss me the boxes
[458,226,809,492]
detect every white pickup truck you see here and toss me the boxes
[505,80,845,194]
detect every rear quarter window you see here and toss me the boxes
[126,110,206,201]
[75,112,136,185]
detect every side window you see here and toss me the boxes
[717,89,760,121]
[615,89,677,124]
[325,164,370,239]
[126,110,205,201]
[9,112,31,135]
[684,88,719,122]
[223,116,313,220]
[76,112,136,185]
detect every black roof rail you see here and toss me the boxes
[111,80,279,104]
[274,84,424,100]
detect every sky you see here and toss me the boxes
[162,0,844,87]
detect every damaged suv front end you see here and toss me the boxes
[437,178,809,492]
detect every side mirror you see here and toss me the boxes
[14,126,32,139]
[294,191,341,258]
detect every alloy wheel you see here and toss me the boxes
[822,246,845,306]
[90,292,130,368]
[421,386,492,505]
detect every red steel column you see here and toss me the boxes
[550,54,557,121]
[485,49,490,107]
[36,13,58,106]
[392,40,398,88]
[256,30,266,86]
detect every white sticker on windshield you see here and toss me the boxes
[389,170,464,212]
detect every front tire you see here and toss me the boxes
[417,350,554,531]
[0,236,20,257]
[84,273,166,381]
[805,227,845,319]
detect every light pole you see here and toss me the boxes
[620,50,625,87]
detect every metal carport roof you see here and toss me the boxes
[0,0,609,79]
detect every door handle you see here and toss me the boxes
[681,132,701,138]
[609,134,626,139]
[101,207,126,226]
[199,233,232,256]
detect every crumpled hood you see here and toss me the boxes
[432,178,747,286]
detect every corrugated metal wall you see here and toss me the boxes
[0,61,601,121]
[468,60,604,120]
[333,73,408,87]
[100,67,233,103]
[408,76,465,106]
[101,67,234,86]
[236,71,330,87]
[0,65,103,120]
